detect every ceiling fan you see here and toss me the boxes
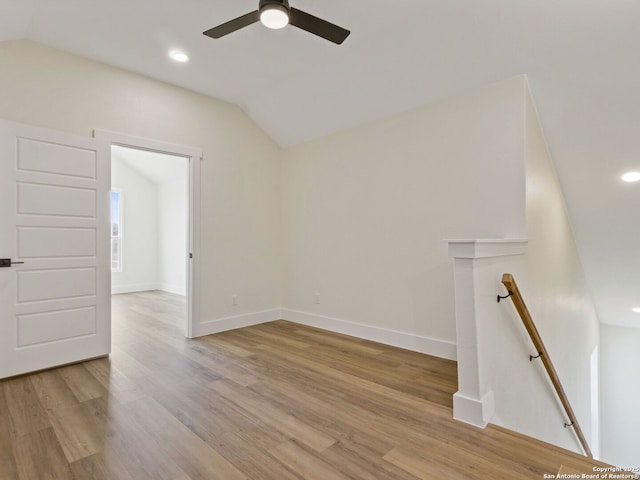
[203,0,350,45]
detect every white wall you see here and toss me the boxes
[0,40,283,334]
[281,75,526,356]
[111,157,159,293]
[519,85,600,450]
[158,174,188,295]
[601,325,640,467]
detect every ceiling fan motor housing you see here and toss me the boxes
[259,0,290,12]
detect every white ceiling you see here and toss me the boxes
[2,0,640,328]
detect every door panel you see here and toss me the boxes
[0,120,110,379]
[17,137,97,178]
[17,268,96,302]
[17,183,96,217]
[18,306,96,347]
[18,227,96,258]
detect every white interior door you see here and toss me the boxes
[0,120,110,379]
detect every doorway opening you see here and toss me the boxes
[110,145,188,333]
[96,130,201,338]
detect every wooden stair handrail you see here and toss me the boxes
[501,273,593,458]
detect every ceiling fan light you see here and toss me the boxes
[260,5,289,29]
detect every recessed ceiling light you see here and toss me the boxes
[169,50,189,63]
[632,307,640,313]
[621,171,640,183]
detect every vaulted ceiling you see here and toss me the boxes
[2,0,639,328]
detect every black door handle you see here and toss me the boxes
[0,259,25,267]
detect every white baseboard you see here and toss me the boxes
[111,283,160,295]
[453,390,495,428]
[191,307,457,362]
[159,283,186,296]
[193,309,282,337]
[281,309,457,361]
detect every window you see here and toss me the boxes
[110,189,122,272]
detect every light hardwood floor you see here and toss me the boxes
[1,290,609,480]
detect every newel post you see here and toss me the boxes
[447,239,527,427]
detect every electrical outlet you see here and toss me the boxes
[232,294,238,306]
[315,293,320,304]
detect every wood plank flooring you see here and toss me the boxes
[1,290,610,479]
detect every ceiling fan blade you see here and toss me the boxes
[289,7,350,44]
[203,10,260,39]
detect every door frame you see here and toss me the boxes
[94,129,202,338]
